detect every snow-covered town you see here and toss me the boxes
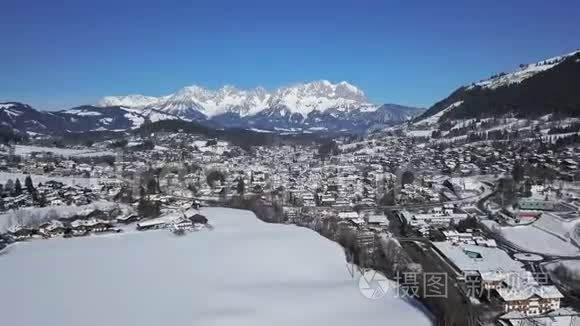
[1,121,580,325]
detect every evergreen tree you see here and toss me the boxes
[317,140,339,161]
[401,171,415,187]
[512,162,525,183]
[5,179,14,196]
[236,178,245,194]
[14,179,23,196]
[137,198,161,218]
[206,170,226,188]
[25,175,35,193]
[187,183,198,196]
[146,178,158,195]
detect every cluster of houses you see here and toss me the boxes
[1,179,99,211]
[2,205,209,248]
[399,205,470,237]
[0,132,507,216]
[0,148,117,179]
[1,128,580,214]
[2,203,142,243]
[285,206,391,244]
[398,183,440,204]
[6,216,123,241]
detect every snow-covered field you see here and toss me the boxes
[12,145,115,157]
[504,227,579,256]
[407,129,432,138]
[533,213,580,242]
[485,216,580,257]
[0,208,431,326]
[0,172,102,187]
[412,100,463,127]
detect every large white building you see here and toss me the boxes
[433,242,563,316]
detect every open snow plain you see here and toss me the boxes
[0,207,431,326]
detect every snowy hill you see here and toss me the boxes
[59,105,181,130]
[0,102,69,135]
[470,50,580,90]
[414,49,580,126]
[0,102,181,136]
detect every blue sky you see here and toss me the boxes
[0,0,579,110]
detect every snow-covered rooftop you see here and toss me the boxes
[433,241,523,274]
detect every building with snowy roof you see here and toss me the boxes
[432,242,563,316]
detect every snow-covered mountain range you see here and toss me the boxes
[0,81,420,136]
[97,80,421,132]
[99,81,371,117]
[98,95,164,108]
